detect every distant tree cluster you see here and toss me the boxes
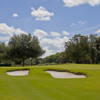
[43,52,67,64]
[24,58,43,65]
[0,33,45,66]
[65,34,100,64]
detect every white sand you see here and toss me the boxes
[6,70,29,76]
[45,71,86,79]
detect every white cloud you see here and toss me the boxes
[72,25,99,33]
[63,0,100,7]
[36,16,50,21]
[51,31,61,36]
[14,28,27,35]
[31,6,54,21]
[12,13,18,17]
[0,23,27,36]
[40,36,69,57]
[33,29,47,39]
[71,23,76,27]
[5,41,9,46]
[71,21,87,27]
[95,29,100,33]
[62,31,69,35]
[0,23,14,36]
[41,47,55,58]
[0,36,11,41]
[78,21,87,25]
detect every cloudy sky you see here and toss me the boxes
[0,0,100,57]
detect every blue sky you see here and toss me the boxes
[0,0,100,57]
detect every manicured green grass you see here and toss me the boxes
[0,64,100,100]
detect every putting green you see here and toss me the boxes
[0,64,100,100]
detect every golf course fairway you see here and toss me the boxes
[0,64,100,100]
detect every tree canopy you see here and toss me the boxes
[8,33,45,66]
[65,34,100,64]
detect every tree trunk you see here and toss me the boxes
[92,58,94,64]
[23,58,24,67]
[96,59,98,64]
[96,54,99,64]
[76,59,79,64]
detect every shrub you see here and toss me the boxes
[0,64,11,66]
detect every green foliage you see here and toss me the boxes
[43,52,67,64]
[11,62,16,67]
[24,58,43,65]
[24,58,35,65]
[65,34,100,64]
[8,33,45,66]
[0,64,11,66]
[65,34,90,63]
[0,42,9,62]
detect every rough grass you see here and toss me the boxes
[0,64,100,100]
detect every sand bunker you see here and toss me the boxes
[45,71,86,79]
[6,70,29,76]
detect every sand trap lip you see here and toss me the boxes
[6,69,29,76]
[45,70,86,79]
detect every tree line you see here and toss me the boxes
[1,33,100,66]
[43,34,100,64]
